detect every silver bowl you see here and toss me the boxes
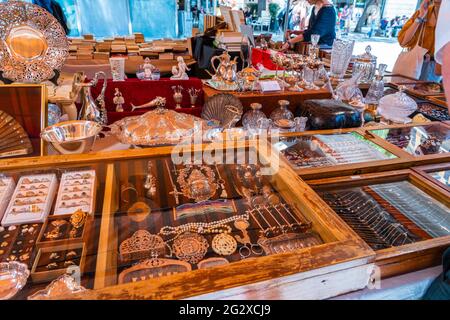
[41,120,102,155]
[0,262,30,300]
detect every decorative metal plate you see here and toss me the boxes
[0,1,69,83]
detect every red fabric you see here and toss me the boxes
[251,48,284,71]
[88,78,205,124]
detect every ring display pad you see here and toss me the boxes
[2,174,58,227]
[54,170,97,216]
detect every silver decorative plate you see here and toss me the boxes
[0,1,69,83]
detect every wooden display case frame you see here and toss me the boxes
[413,163,450,195]
[0,142,375,300]
[308,169,450,280]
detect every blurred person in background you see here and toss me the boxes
[32,0,69,35]
[398,0,442,82]
[282,0,336,51]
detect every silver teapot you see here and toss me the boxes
[207,51,238,84]
[77,71,108,126]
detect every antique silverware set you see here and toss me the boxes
[320,187,423,250]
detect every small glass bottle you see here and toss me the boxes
[242,103,267,131]
[270,100,294,122]
[365,63,387,105]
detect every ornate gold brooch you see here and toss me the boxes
[176,166,218,203]
[172,232,209,264]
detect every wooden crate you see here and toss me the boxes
[308,169,450,279]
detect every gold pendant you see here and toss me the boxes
[212,233,237,256]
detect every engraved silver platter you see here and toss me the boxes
[0,1,69,83]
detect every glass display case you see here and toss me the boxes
[413,163,450,195]
[0,144,374,300]
[272,130,401,180]
[308,169,450,279]
[0,161,106,300]
[370,123,450,158]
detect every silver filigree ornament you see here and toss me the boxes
[0,1,69,83]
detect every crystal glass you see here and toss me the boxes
[270,100,294,123]
[352,45,378,84]
[294,117,308,132]
[242,103,267,131]
[330,39,355,82]
[365,64,388,105]
[313,65,329,89]
[378,86,418,122]
[311,34,320,47]
[151,68,161,80]
[109,57,126,81]
[309,34,320,59]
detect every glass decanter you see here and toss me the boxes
[270,100,294,122]
[365,64,387,105]
[242,103,267,131]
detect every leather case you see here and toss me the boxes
[297,99,362,130]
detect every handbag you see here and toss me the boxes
[392,22,428,79]
[422,248,450,300]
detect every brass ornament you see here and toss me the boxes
[119,230,166,262]
[211,233,237,256]
[70,210,88,229]
[176,166,218,203]
[172,232,209,265]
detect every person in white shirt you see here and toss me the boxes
[435,0,450,113]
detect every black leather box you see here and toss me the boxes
[297,99,362,130]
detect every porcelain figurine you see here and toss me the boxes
[143,58,155,80]
[113,88,125,112]
[171,56,190,80]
